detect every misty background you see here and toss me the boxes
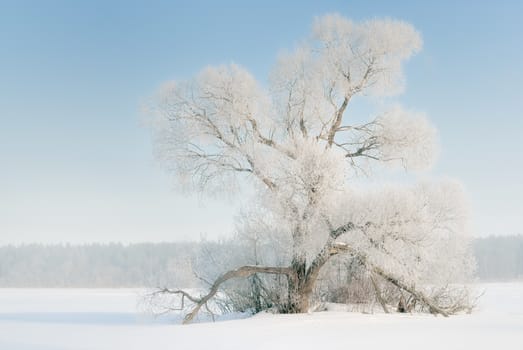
[0,235,521,287]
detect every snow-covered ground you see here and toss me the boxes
[0,283,521,349]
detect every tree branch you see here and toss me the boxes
[371,265,450,317]
[370,274,390,313]
[178,265,297,324]
[326,96,350,147]
[330,222,355,239]
[342,242,453,317]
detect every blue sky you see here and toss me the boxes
[1,0,521,244]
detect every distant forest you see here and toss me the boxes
[474,235,523,281]
[0,236,522,287]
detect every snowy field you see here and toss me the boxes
[0,284,522,350]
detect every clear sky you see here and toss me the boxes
[1,0,521,244]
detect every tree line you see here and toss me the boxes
[474,235,523,280]
[0,236,521,288]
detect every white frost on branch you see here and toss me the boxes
[329,180,474,288]
[374,106,439,171]
[150,64,277,194]
[312,14,422,97]
[148,14,475,318]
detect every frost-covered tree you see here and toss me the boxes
[149,14,475,323]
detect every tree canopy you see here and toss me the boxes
[149,14,475,322]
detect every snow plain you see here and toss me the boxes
[0,283,522,350]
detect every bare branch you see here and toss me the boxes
[326,96,351,147]
[371,265,450,317]
[153,287,201,304]
[330,222,356,239]
[182,265,296,324]
[370,274,390,313]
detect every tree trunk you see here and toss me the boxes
[286,255,310,313]
[285,240,351,313]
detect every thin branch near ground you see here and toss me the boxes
[156,265,297,324]
[371,265,450,317]
[330,242,464,317]
[152,239,469,323]
[370,274,390,313]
